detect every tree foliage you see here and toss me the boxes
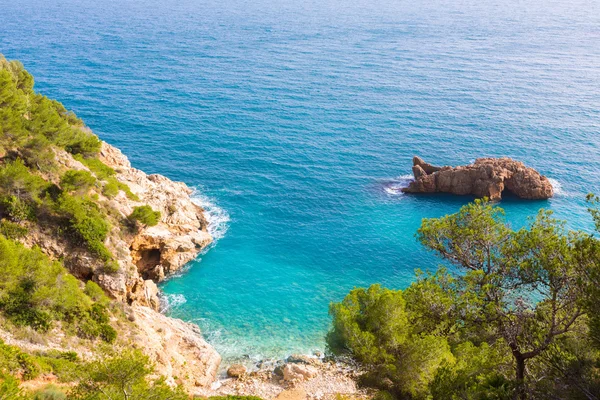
[0,235,115,341]
[329,199,600,399]
[128,205,161,227]
[70,350,188,400]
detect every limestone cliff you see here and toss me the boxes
[21,141,221,390]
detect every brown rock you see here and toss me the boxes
[402,157,553,201]
[282,363,318,382]
[227,364,248,378]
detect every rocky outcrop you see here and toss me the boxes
[99,142,212,283]
[402,156,553,201]
[228,364,248,378]
[22,141,221,389]
[131,306,221,390]
[282,364,318,382]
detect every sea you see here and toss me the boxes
[2,0,599,362]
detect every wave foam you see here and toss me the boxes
[160,293,187,313]
[383,174,414,196]
[191,190,230,241]
[547,178,565,196]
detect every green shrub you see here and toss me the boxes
[102,178,120,198]
[76,305,116,343]
[0,219,27,239]
[70,350,189,400]
[0,236,113,339]
[74,155,115,180]
[0,374,23,399]
[328,285,454,398]
[32,385,67,400]
[60,170,96,193]
[118,181,139,201]
[55,193,111,260]
[128,205,161,227]
[98,324,117,343]
[0,195,35,222]
[84,281,106,303]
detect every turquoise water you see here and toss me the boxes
[2,0,600,361]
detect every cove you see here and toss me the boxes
[2,0,599,361]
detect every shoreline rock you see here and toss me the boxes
[208,356,369,400]
[402,156,554,201]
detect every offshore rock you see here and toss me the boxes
[402,156,553,201]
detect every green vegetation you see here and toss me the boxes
[0,235,115,340]
[69,350,189,400]
[128,205,161,227]
[0,54,200,398]
[60,170,96,194]
[329,198,600,400]
[0,344,189,400]
[55,193,111,260]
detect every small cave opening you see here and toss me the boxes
[135,248,162,280]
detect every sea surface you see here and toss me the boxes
[2,0,600,361]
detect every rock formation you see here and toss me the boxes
[402,156,553,201]
[131,306,221,391]
[22,141,221,389]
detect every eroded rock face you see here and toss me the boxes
[96,142,212,305]
[23,141,221,389]
[402,156,553,201]
[132,306,221,390]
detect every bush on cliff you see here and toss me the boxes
[128,205,161,227]
[60,170,96,194]
[0,235,116,341]
[329,199,600,399]
[55,193,111,260]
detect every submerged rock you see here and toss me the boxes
[402,156,553,201]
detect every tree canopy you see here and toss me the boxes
[329,199,600,400]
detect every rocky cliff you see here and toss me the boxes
[402,156,554,201]
[23,141,221,391]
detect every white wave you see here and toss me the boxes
[190,190,230,241]
[547,178,564,196]
[383,174,414,196]
[160,293,187,313]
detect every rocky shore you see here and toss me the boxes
[402,156,554,200]
[202,355,370,400]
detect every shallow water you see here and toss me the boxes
[2,0,600,361]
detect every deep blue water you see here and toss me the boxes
[2,0,600,361]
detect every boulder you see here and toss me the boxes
[402,156,553,201]
[282,363,318,382]
[227,364,247,378]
